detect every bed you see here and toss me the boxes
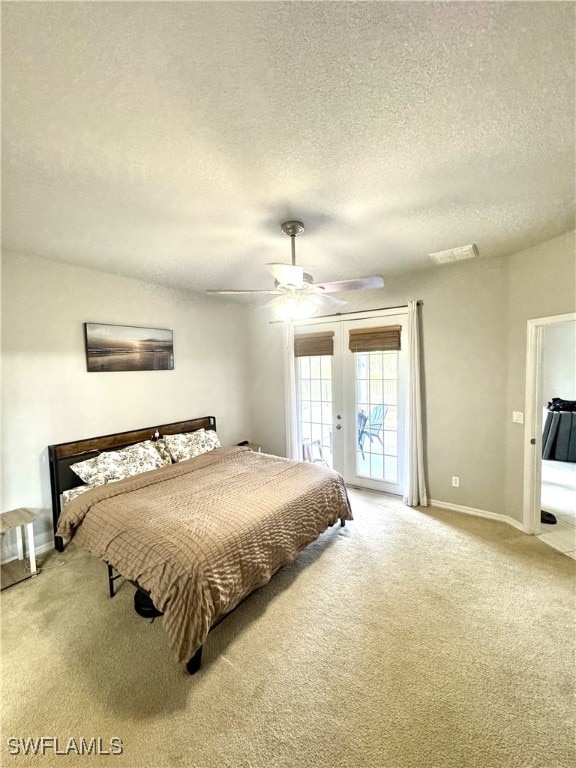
[48,417,353,674]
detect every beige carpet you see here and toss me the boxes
[1,489,575,768]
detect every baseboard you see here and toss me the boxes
[1,540,55,566]
[429,499,529,533]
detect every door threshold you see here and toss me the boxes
[346,484,402,498]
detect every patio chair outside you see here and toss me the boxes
[359,405,389,453]
[358,411,369,459]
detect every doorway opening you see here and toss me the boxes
[524,313,576,558]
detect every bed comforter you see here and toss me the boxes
[57,446,353,662]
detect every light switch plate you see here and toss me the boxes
[512,411,524,424]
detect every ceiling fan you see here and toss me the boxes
[206,220,385,318]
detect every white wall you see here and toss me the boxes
[248,230,576,525]
[1,252,252,557]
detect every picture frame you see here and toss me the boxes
[84,323,174,372]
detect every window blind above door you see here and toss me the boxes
[348,325,401,353]
[294,331,335,357]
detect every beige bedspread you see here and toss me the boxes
[57,446,352,663]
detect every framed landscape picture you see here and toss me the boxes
[84,323,174,372]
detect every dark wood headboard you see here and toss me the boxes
[48,416,216,552]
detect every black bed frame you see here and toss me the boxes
[48,416,216,675]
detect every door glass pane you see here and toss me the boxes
[356,379,369,404]
[297,355,333,468]
[355,350,398,482]
[369,379,383,402]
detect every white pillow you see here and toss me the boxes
[71,440,165,486]
[164,429,221,463]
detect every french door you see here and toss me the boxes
[294,311,407,495]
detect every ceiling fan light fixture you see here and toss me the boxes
[266,263,305,289]
[273,295,318,321]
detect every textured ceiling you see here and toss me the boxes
[2,1,575,296]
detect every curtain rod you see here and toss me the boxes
[269,300,422,324]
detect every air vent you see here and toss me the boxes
[429,244,479,265]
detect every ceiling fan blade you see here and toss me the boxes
[317,275,385,293]
[206,289,282,295]
[307,292,347,308]
[266,263,305,288]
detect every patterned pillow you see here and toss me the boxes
[153,438,173,466]
[164,429,221,463]
[201,430,220,452]
[120,440,166,474]
[71,440,165,486]
[62,485,92,505]
[71,450,128,486]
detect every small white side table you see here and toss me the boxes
[0,508,38,590]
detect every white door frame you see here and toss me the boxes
[523,312,576,534]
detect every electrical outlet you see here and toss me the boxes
[452,476,460,487]
[512,411,524,424]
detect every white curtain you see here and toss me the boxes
[283,320,300,460]
[403,300,428,506]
